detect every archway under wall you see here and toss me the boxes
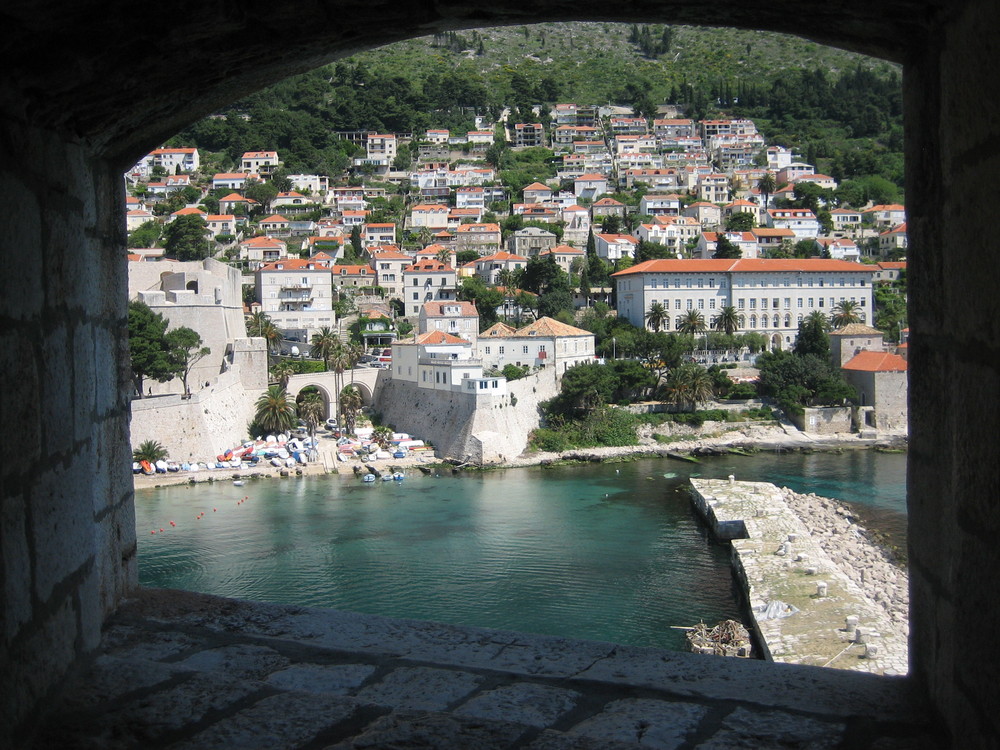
[3,2,1000,745]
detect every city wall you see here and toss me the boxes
[376,368,562,464]
[129,369,262,462]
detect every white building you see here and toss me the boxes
[392,331,506,396]
[418,300,480,347]
[402,258,458,316]
[613,258,876,350]
[254,257,336,338]
[478,317,596,374]
[241,151,280,175]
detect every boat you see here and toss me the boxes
[233,480,244,487]
[381,474,392,481]
[140,460,154,475]
[362,474,376,483]
[154,459,168,473]
[131,462,141,474]
[392,472,405,481]
[393,450,407,459]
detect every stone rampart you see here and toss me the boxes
[129,369,261,461]
[376,368,562,463]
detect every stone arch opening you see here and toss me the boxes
[4,2,1000,745]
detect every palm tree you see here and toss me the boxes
[372,424,394,450]
[645,301,668,332]
[435,246,452,265]
[662,363,714,411]
[326,341,352,421]
[245,310,271,338]
[133,439,168,463]
[253,385,296,436]
[270,360,296,389]
[297,390,325,459]
[757,172,777,211]
[712,305,744,336]
[310,326,339,370]
[830,300,863,328]
[339,385,364,435]
[677,309,707,336]
[346,341,365,383]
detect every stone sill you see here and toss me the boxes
[34,588,940,749]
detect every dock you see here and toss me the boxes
[690,477,908,676]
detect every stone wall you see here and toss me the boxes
[790,406,853,435]
[129,370,263,462]
[376,367,562,463]
[0,125,137,742]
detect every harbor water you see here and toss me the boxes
[136,451,906,651]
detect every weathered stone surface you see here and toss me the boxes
[454,682,581,728]
[694,707,843,749]
[568,699,707,749]
[266,663,377,695]
[355,666,483,711]
[525,730,642,749]
[324,710,529,750]
[175,643,291,681]
[171,691,359,750]
[100,625,207,662]
[56,656,181,711]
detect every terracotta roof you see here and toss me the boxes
[612,258,874,276]
[477,251,528,263]
[171,207,206,217]
[514,317,590,338]
[842,351,908,372]
[830,323,883,336]
[878,261,908,270]
[456,223,500,233]
[404,259,453,273]
[421,301,478,317]
[261,214,289,224]
[416,331,469,345]
[543,245,584,255]
[523,182,552,192]
[257,258,332,272]
[593,197,624,206]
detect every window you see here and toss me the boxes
[819,299,824,308]
[675,299,681,309]
[784,298,791,309]
[738,299,745,309]
[539,344,546,352]
[523,346,529,354]
[686,299,693,310]
[808,297,814,307]
[750,299,757,309]
[485,346,491,355]
[709,299,716,309]
[697,299,704,309]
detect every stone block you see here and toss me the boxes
[694,706,843,749]
[454,682,581,729]
[355,666,482,711]
[175,643,291,681]
[266,663,377,695]
[172,691,359,750]
[324,710,528,750]
[568,698,707,749]
[0,172,44,320]
[1,492,32,641]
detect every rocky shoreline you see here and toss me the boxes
[777,486,909,630]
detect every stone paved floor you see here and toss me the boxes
[28,589,942,749]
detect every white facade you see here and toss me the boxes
[255,258,336,337]
[614,258,876,350]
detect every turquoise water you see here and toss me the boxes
[136,451,906,650]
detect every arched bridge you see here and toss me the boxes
[286,367,382,419]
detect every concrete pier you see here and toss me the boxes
[690,478,908,676]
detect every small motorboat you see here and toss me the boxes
[392,472,405,481]
[132,462,141,474]
[233,480,244,487]
[140,460,154,475]
[362,474,376,483]
[393,450,407,459]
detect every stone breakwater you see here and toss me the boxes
[777,486,909,631]
[691,479,909,676]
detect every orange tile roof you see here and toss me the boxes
[612,258,874,276]
[481,323,517,338]
[477,251,528,263]
[842,351,908,372]
[514,317,591,338]
[421,301,478,317]
[456,223,500,233]
[261,214,289,223]
[416,331,469,345]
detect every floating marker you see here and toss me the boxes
[159,528,164,532]
[151,530,156,535]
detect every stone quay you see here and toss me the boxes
[690,478,908,676]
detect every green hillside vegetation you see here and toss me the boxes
[170,23,903,190]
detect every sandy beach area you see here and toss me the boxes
[132,420,906,491]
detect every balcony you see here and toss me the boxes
[281,282,312,290]
[419,356,482,367]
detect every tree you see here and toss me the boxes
[310,326,340,370]
[676,309,707,337]
[163,214,210,261]
[711,305,744,336]
[128,300,175,397]
[830,300,863,328]
[133,439,168,464]
[165,327,210,397]
[794,311,831,357]
[246,311,281,352]
[724,212,756,232]
[757,172,777,211]
[297,389,325,457]
[339,385,364,435]
[244,179,278,214]
[372,424,394,450]
[253,386,297,436]
[128,220,161,248]
[645,301,668,332]
[270,360,296,389]
[661,363,714,411]
[712,233,742,259]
